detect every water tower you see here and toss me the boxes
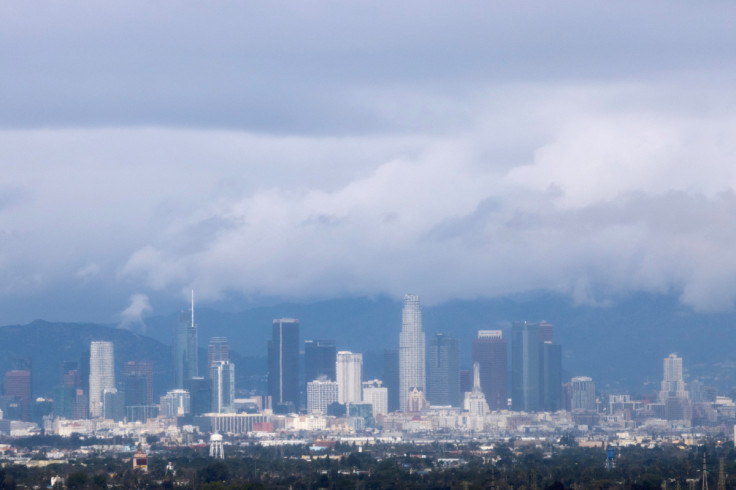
[209,433,224,459]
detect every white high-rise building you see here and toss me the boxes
[571,376,596,411]
[336,351,363,404]
[307,378,339,415]
[399,294,425,412]
[211,361,235,414]
[362,380,388,417]
[89,341,115,418]
[659,353,688,402]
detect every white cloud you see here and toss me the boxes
[118,293,153,333]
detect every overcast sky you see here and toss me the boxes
[2,1,736,325]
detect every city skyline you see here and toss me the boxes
[0,2,734,484]
[0,299,724,447]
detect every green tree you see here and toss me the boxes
[199,462,229,483]
[66,471,89,489]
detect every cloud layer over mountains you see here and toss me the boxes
[1,1,736,322]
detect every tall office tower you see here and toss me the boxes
[541,341,562,411]
[336,351,363,404]
[173,294,198,388]
[53,385,75,419]
[207,337,230,379]
[511,321,541,412]
[571,376,596,411]
[305,340,337,382]
[268,318,300,409]
[4,370,31,421]
[471,330,508,411]
[307,378,339,415]
[539,321,554,343]
[89,341,115,418]
[57,363,78,419]
[464,362,490,416]
[124,361,154,406]
[399,294,425,412]
[659,353,688,402]
[362,380,389,417]
[162,389,191,417]
[383,349,400,413]
[427,333,461,407]
[103,388,124,421]
[211,360,235,413]
[185,377,212,416]
[79,350,90,395]
[71,389,88,419]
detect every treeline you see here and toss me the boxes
[1,441,735,489]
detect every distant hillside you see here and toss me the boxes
[0,320,173,397]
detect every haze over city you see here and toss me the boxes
[2,1,736,326]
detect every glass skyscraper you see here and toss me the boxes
[427,333,460,407]
[211,360,235,413]
[207,337,230,379]
[173,307,198,388]
[399,294,425,412]
[383,349,400,413]
[89,341,115,418]
[471,330,507,411]
[511,321,541,412]
[304,339,337,382]
[268,318,300,410]
[541,341,562,411]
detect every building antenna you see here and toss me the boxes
[191,289,195,328]
[702,451,709,490]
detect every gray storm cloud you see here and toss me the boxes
[118,86,736,313]
[0,2,735,322]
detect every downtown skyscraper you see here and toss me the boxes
[211,360,235,414]
[336,351,363,404]
[511,321,563,412]
[399,294,425,412]
[89,341,115,418]
[659,353,688,402]
[511,321,541,412]
[268,318,300,411]
[207,337,230,379]
[173,293,198,388]
[304,339,337,383]
[427,333,460,407]
[471,330,507,411]
[658,353,690,421]
[4,370,31,421]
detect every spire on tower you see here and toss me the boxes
[703,452,709,490]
